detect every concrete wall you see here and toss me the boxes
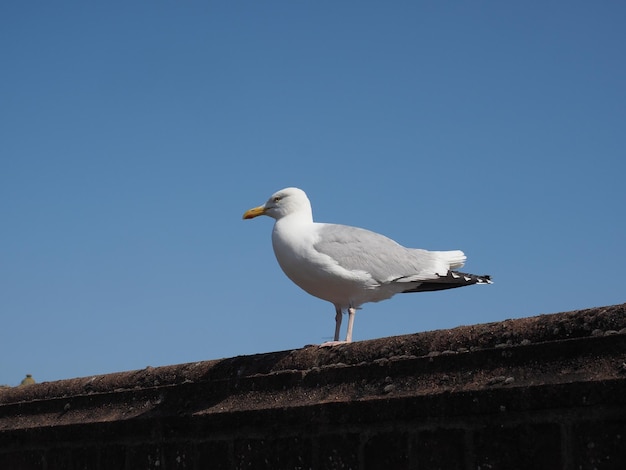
[1,303,625,469]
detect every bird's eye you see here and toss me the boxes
[273,196,282,203]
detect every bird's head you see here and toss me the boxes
[243,187,312,221]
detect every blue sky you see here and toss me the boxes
[2,2,624,385]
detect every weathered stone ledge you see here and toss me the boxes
[2,303,625,427]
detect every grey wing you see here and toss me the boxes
[313,224,444,283]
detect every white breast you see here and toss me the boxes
[271,218,398,309]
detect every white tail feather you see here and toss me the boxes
[439,250,466,270]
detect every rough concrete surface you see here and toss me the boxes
[1,303,625,426]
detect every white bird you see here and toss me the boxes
[243,187,492,345]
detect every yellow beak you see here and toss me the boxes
[242,205,266,219]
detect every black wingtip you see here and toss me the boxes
[401,271,493,293]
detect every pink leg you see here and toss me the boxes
[333,306,342,342]
[345,307,356,343]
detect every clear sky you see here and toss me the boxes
[2,2,625,386]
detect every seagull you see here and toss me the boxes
[243,187,492,345]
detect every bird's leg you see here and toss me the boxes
[345,307,356,343]
[318,307,346,347]
[333,306,343,341]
